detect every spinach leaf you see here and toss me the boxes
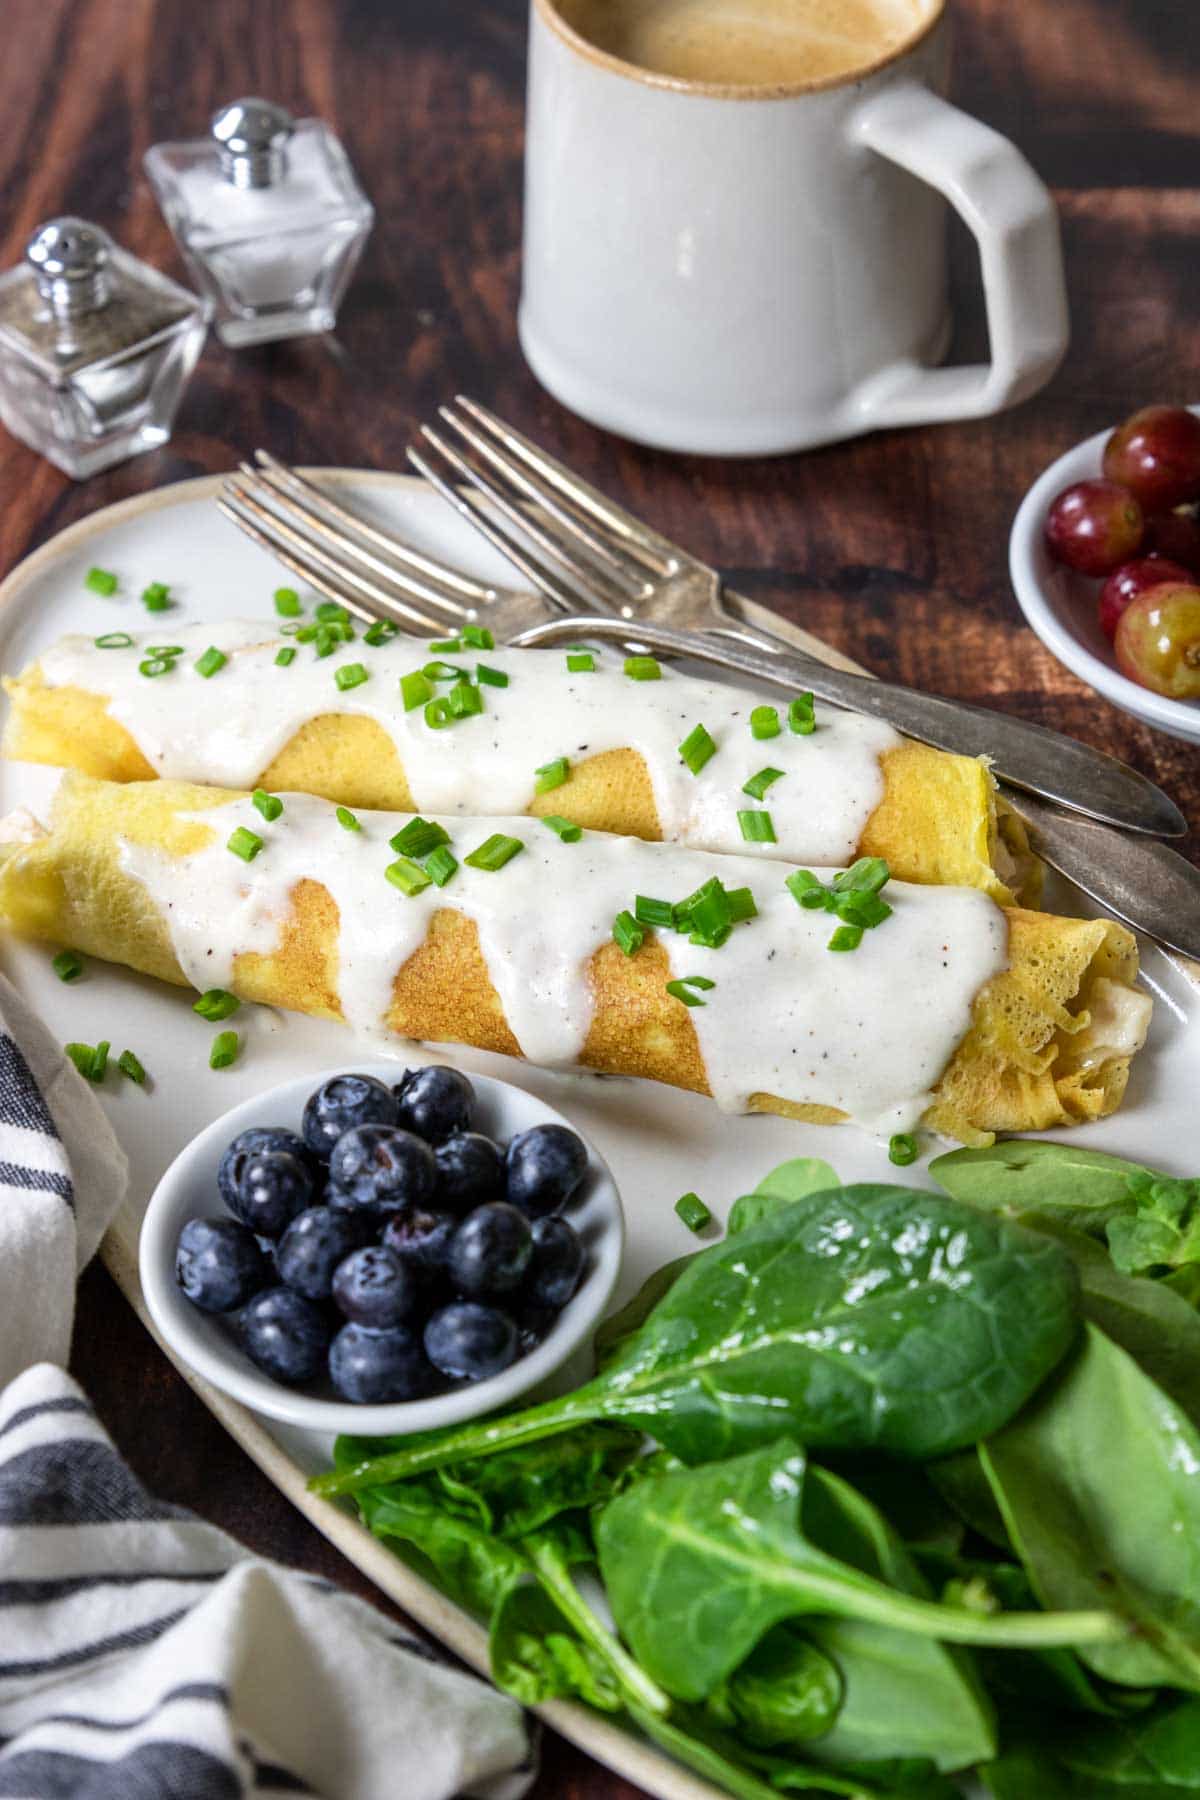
[628,1703,883,1799]
[594,1438,1121,1703]
[593,1255,697,1367]
[1107,1176,1200,1277]
[727,1156,841,1235]
[352,1480,529,1617]
[982,1696,1200,1798]
[315,1186,1082,1496]
[705,1627,843,1748]
[930,1139,1162,1234]
[927,1449,1013,1551]
[981,1324,1200,1692]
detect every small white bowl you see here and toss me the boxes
[140,1063,624,1436]
[1009,407,1200,746]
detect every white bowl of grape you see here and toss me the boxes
[140,1062,624,1436]
[1010,402,1200,745]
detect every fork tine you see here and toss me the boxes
[455,397,688,577]
[415,425,631,617]
[220,484,458,634]
[407,444,598,618]
[251,452,500,608]
[436,404,648,600]
[236,463,475,625]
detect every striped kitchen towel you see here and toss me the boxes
[0,977,536,1799]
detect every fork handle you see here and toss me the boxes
[513,614,1185,840]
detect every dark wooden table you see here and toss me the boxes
[0,0,1195,1793]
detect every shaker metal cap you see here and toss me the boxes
[26,218,112,314]
[211,97,294,189]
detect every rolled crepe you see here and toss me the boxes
[0,774,1148,1145]
[3,626,1037,905]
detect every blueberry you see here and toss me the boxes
[332,1245,424,1329]
[218,1126,313,1218]
[302,1073,398,1159]
[175,1217,271,1313]
[447,1202,533,1298]
[526,1215,586,1309]
[435,1131,504,1211]
[327,1124,436,1218]
[393,1065,474,1142]
[381,1207,458,1281]
[240,1286,331,1384]
[329,1322,436,1403]
[276,1206,368,1300]
[425,1301,519,1383]
[515,1300,558,1356]
[505,1124,589,1218]
[230,1149,317,1238]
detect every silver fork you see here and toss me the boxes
[215,453,1200,960]
[409,398,1185,842]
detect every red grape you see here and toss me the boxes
[1103,405,1200,513]
[1045,479,1144,576]
[1099,556,1193,642]
[1143,507,1200,575]
[1114,582,1200,699]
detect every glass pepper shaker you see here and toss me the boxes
[144,97,375,348]
[0,218,208,479]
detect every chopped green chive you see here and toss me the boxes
[227,826,263,862]
[141,582,171,612]
[624,656,661,681]
[336,806,361,832]
[738,809,777,844]
[85,567,118,597]
[94,632,132,649]
[91,1040,110,1081]
[424,697,452,730]
[464,834,524,872]
[675,1191,712,1233]
[295,624,319,643]
[476,663,509,688]
[390,817,450,858]
[567,650,595,673]
[401,670,433,711]
[386,856,432,897]
[726,886,758,924]
[313,625,343,657]
[828,924,864,953]
[447,680,483,719]
[195,646,227,679]
[743,767,784,801]
[613,910,645,957]
[889,1132,920,1167]
[275,647,296,667]
[316,601,349,623]
[750,705,781,740]
[789,692,816,735]
[423,661,466,681]
[65,1042,98,1079]
[785,858,893,951]
[252,789,283,823]
[364,620,397,646]
[279,622,303,636]
[117,1048,147,1085]
[424,845,459,888]
[786,869,829,909]
[193,989,240,1021]
[335,661,369,692]
[52,949,83,982]
[535,756,570,794]
[274,587,302,617]
[146,645,183,658]
[832,857,890,895]
[138,657,175,678]
[834,890,892,929]
[428,638,463,654]
[463,623,494,650]
[209,1030,240,1070]
[678,723,717,776]
[666,978,711,1007]
[634,895,676,929]
[541,815,582,842]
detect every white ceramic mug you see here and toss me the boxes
[520,0,1069,457]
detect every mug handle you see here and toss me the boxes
[845,81,1069,428]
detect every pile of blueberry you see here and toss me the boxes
[174,1066,591,1404]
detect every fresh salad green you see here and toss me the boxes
[312,1141,1200,1797]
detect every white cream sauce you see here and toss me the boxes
[117,791,1008,1134]
[39,624,902,867]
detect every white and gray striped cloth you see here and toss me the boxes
[0,973,537,1799]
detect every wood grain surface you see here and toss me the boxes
[0,0,1194,1794]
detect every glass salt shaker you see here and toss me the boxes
[144,98,374,347]
[0,218,208,479]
